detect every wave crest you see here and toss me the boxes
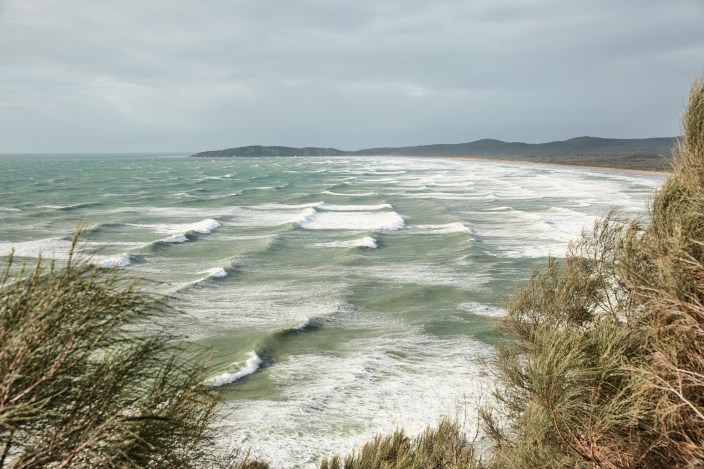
[206,352,262,387]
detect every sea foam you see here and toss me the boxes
[318,203,393,211]
[96,253,132,269]
[321,190,376,197]
[459,302,506,318]
[0,238,73,259]
[205,267,228,278]
[313,236,378,249]
[414,223,474,235]
[182,218,222,234]
[206,352,262,387]
[298,211,405,231]
[161,234,189,243]
[141,218,222,239]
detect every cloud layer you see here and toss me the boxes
[1,0,702,152]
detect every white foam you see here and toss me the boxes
[345,263,487,289]
[206,352,262,387]
[0,207,20,212]
[161,234,189,243]
[224,206,324,228]
[318,203,392,211]
[96,253,131,269]
[322,191,376,197]
[459,302,506,318]
[298,211,405,231]
[253,202,324,210]
[414,223,474,235]
[293,207,320,225]
[313,236,378,249]
[0,238,73,259]
[205,267,228,278]
[215,333,492,468]
[358,177,396,184]
[184,218,221,234]
[140,218,222,236]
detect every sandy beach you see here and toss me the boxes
[445,155,669,177]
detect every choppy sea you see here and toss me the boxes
[0,154,663,467]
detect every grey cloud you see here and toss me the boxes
[0,0,702,152]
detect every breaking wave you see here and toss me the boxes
[318,203,393,211]
[414,223,475,235]
[313,236,378,249]
[297,210,404,231]
[95,253,132,269]
[206,352,263,387]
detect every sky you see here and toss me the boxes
[0,0,703,153]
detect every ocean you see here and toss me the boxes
[0,154,663,467]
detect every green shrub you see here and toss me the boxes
[319,418,481,469]
[484,78,704,468]
[0,237,220,468]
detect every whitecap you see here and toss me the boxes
[413,223,474,235]
[313,236,378,249]
[141,218,222,236]
[96,253,131,269]
[184,218,221,234]
[205,267,228,278]
[206,352,262,387]
[253,202,324,210]
[0,238,73,259]
[298,211,405,231]
[321,191,376,197]
[459,302,506,318]
[318,203,392,211]
[161,234,189,243]
[293,207,319,225]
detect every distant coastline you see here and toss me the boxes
[191,136,677,172]
[446,156,669,176]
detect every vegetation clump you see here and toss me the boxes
[0,240,220,468]
[319,418,480,469]
[482,78,704,468]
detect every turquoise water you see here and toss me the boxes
[0,154,663,467]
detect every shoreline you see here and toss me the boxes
[443,155,670,177]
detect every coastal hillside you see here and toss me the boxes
[191,136,677,171]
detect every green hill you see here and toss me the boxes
[192,136,677,171]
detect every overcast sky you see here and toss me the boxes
[1,0,703,153]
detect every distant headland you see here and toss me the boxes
[191,136,678,171]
